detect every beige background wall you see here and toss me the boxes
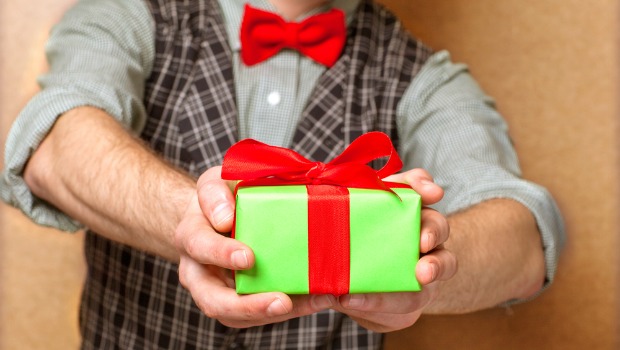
[379,1,620,349]
[1,2,85,349]
[1,0,618,349]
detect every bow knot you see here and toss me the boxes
[240,4,347,67]
[306,162,327,183]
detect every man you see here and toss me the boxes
[1,0,564,348]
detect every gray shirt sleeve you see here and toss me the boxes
[397,50,566,293]
[0,0,154,231]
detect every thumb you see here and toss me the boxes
[383,168,443,205]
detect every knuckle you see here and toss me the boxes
[197,180,230,209]
[367,295,384,311]
[239,303,257,320]
[195,298,220,319]
[408,168,431,182]
[185,233,207,260]
[198,166,223,187]
[403,171,417,185]
[198,178,220,194]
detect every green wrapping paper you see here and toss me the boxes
[234,185,422,295]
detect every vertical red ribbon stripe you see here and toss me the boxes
[306,185,350,295]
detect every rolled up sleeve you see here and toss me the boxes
[397,50,566,291]
[0,0,154,231]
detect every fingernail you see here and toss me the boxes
[429,262,438,281]
[423,232,436,251]
[231,250,249,269]
[422,234,429,252]
[212,202,233,227]
[345,294,365,308]
[266,298,288,316]
[311,294,335,309]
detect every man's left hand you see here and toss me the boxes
[332,168,457,332]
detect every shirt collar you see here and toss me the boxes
[218,0,361,51]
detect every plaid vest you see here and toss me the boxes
[80,1,431,348]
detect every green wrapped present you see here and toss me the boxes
[234,185,421,294]
[222,132,422,295]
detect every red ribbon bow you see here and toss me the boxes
[240,4,347,67]
[222,132,404,192]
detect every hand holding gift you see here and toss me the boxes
[336,166,456,332]
[174,132,456,331]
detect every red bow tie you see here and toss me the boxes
[240,4,347,67]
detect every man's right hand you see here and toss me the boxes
[174,166,336,328]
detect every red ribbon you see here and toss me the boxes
[222,132,406,295]
[307,185,350,295]
[222,132,405,190]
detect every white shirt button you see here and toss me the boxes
[267,91,281,106]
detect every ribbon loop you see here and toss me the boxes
[222,132,404,193]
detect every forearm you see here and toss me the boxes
[24,106,195,261]
[424,198,546,314]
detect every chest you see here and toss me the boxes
[140,0,428,177]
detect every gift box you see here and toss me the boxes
[222,132,422,295]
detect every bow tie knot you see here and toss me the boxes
[240,4,347,67]
[282,23,300,48]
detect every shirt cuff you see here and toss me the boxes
[396,50,566,303]
[448,179,565,303]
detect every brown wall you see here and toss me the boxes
[1,1,618,349]
[380,0,620,349]
[0,2,85,349]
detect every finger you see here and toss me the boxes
[291,294,337,317]
[180,258,334,328]
[179,257,290,325]
[197,165,237,192]
[383,168,443,205]
[196,166,236,233]
[224,294,336,328]
[336,286,434,315]
[176,200,254,270]
[345,309,424,333]
[415,247,458,285]
[420,208,450,253]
